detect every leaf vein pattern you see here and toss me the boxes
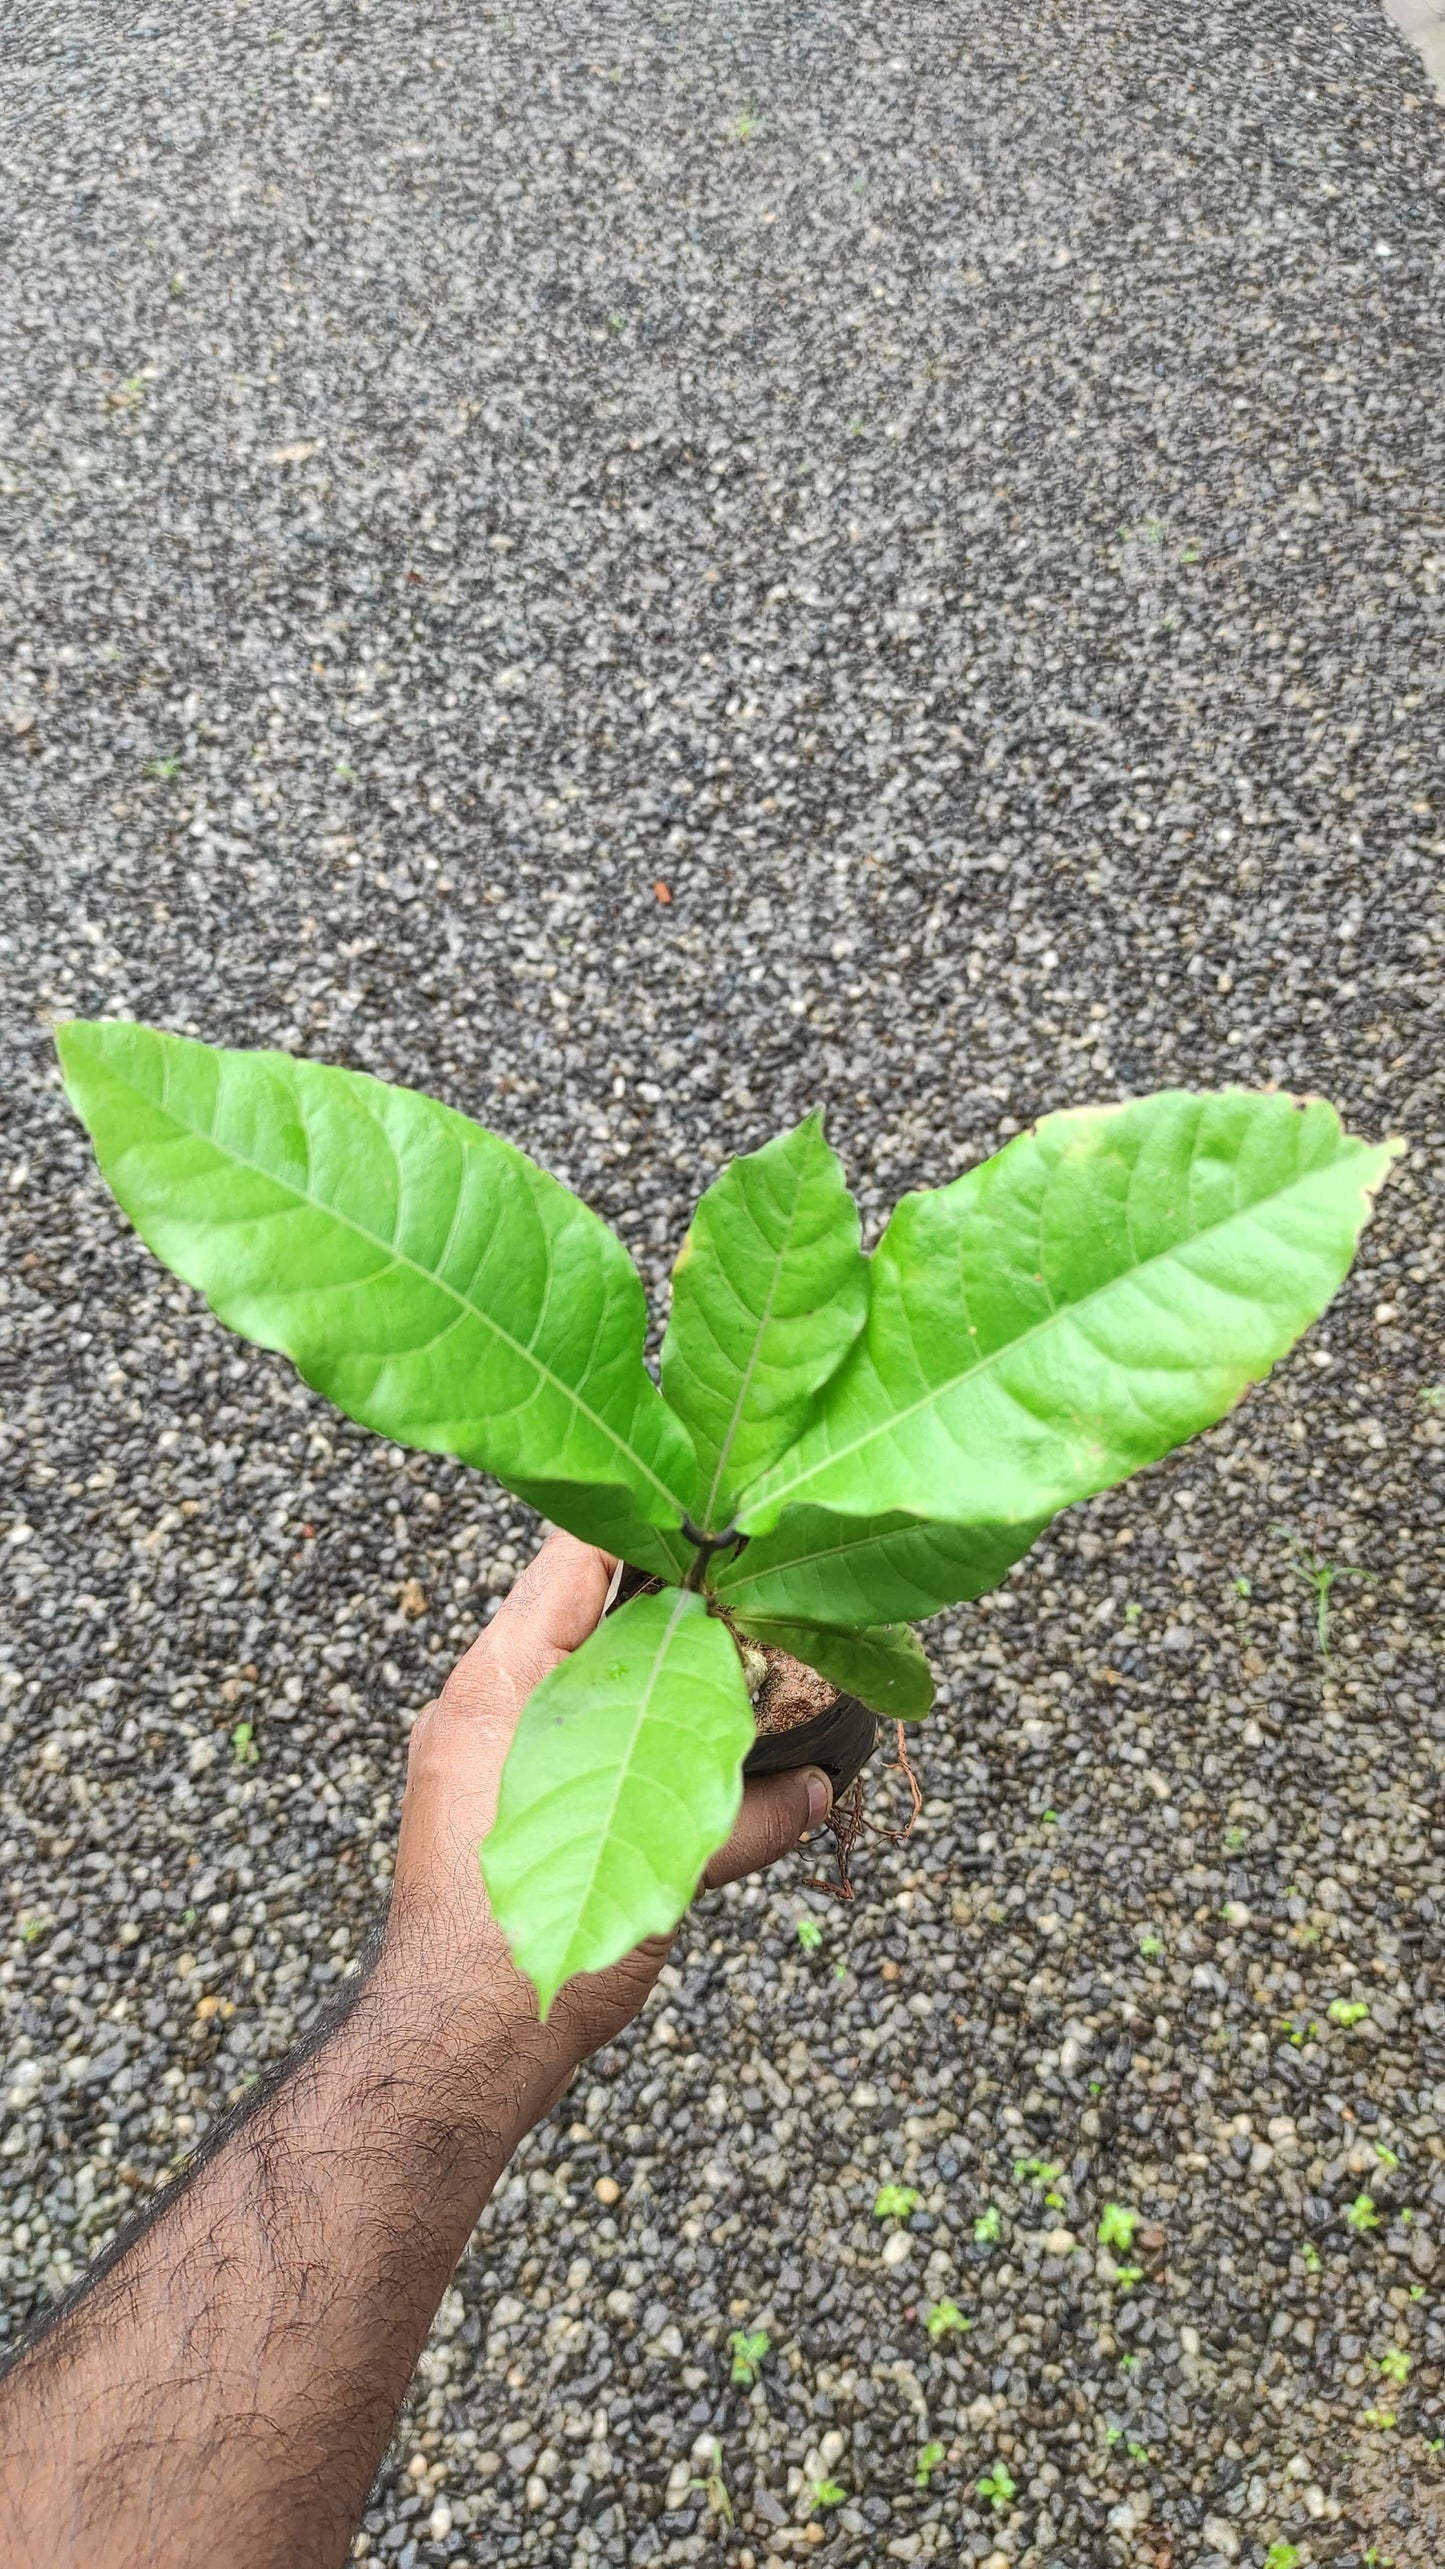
[754,1136,1360,1513]
[134,1061,685,1514]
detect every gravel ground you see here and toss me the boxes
[3,4,1445,2564]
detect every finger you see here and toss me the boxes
[703,1766,833,1891]
[492,1528,618,1655]
[446,1530,618,1711]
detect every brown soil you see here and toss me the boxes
[747,1639,839,1738]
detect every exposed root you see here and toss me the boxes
[868,1719,922,1843]
[802,1724,923,1897]
[803,1775,865,1901]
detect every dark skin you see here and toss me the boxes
[0,1531,832,2569]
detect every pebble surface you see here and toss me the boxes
[3,6,1443,2566]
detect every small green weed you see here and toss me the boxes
[1118,2352,1141,2373]
[1362,2406,1398,2431]
[1138,1932,1164,1959]
[1328,1999,1369,2029]
[924,2299,972,2341]
[1275,1525,1376,1655]
[1302,2240,1322,2275]
[1113,2264,1144,2291]
[795,1918,823,1951]
[1374,2142,1399,2171]
[1378,2348,1410,2386]
[810,2478,847,2510]
[1124,1601,1142,1624]
[231,1719,259,1768]
[915,2441,946,2490]
[1264,2544,1302,2569]
[1233,1574,1252,1597]
[874,2184,920,2220]
[689,2463,734,2525]
[1420,1386,1445,1408]
[733,105,760,141]
[1098,2203,1139,2252]
[1013,2157,1063,2190]
[727,2327,770,2387]
[1348,2193,1380,2233]
[145,754,182,781]
[18,1915,48,1945]
[1281,2016,1318,2049]
[976,2463,1016,2509]
[1126,2438,1149,2465]
[974,2204,1002,2244]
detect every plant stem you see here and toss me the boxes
[680,1519,744,1593]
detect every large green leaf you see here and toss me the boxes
[57,1022,697,1577]
[737,1092,1399,1537]
[715,1503,1049,1625]
[480,1587,753,2012]
[731,1612,934,1718]
[660,1111,867,1533]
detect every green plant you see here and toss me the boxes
[18,1915,48,1945]
[1138,1931,1164,1958]
[1378,2349,1411,2386]
[977,2463,1017,2508]
[1328,1999,1369,2029]
[1275,1526,1377,1656]
[1113,2264,1144,2291]
[58,1026,1397,2007]
[727,2327,770,2386]
[1264,2543,1302,2569]
[874,2184,920,2220]
[230,1719,258,1767]
[795,1918,823,1951]
[1374,2142,1399,2171]
[1098,2203,1139,2252]
[689,2460,734,2524]
[924,2299,972,2340]
[1013,2156,1063,2189]
[1302,2240,1322,2275]
[810,2479,847,2510]
[974,2204,1003,2244]
[915,2441,946,2489]
[144,753,181,780]
[1362,2407,1398,2431]
[1348,2193,1380,2233]
[732,104,760,140]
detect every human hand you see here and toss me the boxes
[378,1529,832,2138]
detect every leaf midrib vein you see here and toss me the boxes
[700,1163,813,1529]
[747,1139,1353,1516]
[141,1052,687,1516]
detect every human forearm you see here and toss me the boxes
[0,1954,573,2569]
[0,1534,826,2568]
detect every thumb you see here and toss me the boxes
[703,1766,833,1891]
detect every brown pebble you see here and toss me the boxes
[594,2175,621,2205]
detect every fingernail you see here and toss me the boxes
[804,1769,833,1828]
